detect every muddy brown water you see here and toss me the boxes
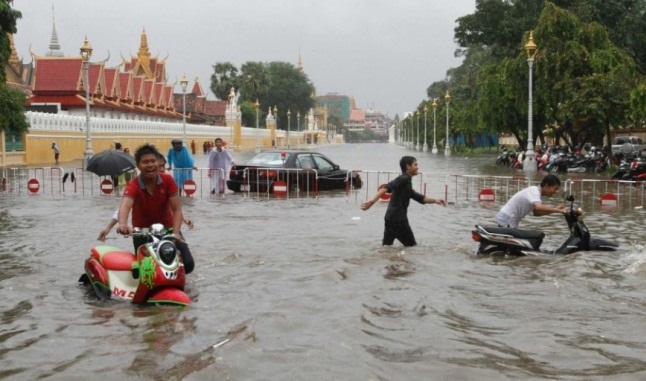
[2,143,646,380]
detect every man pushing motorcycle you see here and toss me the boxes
[496,174,569,228]
[116,143,195,274]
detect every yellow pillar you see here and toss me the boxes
[233,118,242,150]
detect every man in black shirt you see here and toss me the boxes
[361,156,446,246]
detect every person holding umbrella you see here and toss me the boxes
[166,138,196,196]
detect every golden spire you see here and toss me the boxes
[137,28,152,78]
[297,50,303,72]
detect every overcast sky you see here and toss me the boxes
[12,0,475,118]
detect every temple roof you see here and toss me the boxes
[32,57,83,94]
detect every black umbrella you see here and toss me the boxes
[86,149,136,177]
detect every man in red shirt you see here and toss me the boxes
[116,144,194,272]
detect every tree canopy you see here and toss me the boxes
[210,61,315,129]
[418,0,646,150]
[0,0,26,133]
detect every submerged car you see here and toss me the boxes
[226,150,362,193]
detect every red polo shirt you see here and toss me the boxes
[123,173,179,228]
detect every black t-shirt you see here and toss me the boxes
[384,173,425,222]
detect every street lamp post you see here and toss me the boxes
[273,106,278,148]
[415,111,420,151]
[444,90,451,156]
[432,98,438,154]
[180,74,188,144]
[523,31,538,172]
[80,36,93,169]
[254,99,260,153]
[228,88,235,149]
[287,109,291,149]
[423,105,428,152]
[297,111,301,150]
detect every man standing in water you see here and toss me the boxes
[361,156,446,247]
[496,174,568,228]
[208,137,235,194]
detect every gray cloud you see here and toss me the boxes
[13,0,474,117]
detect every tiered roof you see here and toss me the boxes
[27,29,180,119]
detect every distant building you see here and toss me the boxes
[316,93,351,120]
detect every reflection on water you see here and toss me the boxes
[1,144,646,380]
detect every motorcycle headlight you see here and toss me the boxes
[158,241,177,265]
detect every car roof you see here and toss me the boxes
[259,150,319,154]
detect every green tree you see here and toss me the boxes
[534,3,638,147]
[209,62,239,100]
[629,83,646,127]
[0,84,27,133]
[264,62,315,131]
[210,60,314,129]
[0,1,25,133]
[239,61,269,102]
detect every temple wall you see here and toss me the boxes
[1,111,340,166]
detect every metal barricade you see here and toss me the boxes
[240,167,318,199]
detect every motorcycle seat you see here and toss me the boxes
[478,225,545,240]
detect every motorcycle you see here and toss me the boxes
[471,195,618,256]
[78,223,191,306]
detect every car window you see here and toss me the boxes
[312,154,334,171]
[613,137,628,145]
[247,152,289,166]
[297,154,314,169]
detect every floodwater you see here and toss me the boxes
[2,143,646,381]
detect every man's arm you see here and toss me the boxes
[533,202,567,216]
[116,197,135,235]
[423,196,446,206]
[169,195,184,239]
[361,186,389,210]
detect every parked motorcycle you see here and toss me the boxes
[611,157,646,181]
[78,224,191,306]
[471,195,618,256]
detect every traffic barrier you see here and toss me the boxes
[183,179,197,196]
[101,179,114,195]
[478,188,495,202]
[2,167,645,211]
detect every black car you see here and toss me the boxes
[226,150,362,193]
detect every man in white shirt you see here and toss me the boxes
[496,174,568,228]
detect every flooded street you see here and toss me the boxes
[2,143,646,380]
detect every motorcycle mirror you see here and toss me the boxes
[566,195,574,202]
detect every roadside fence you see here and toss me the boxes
[2,166,645,211]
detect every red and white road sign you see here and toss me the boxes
[27,178,40,194]
[183,179,196,196]
[101,179,114,194]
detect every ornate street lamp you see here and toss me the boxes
[297,111,301,150]
[523,31,538,172]
[228,88,235,149]
[432,98,438,154]
[273,106,278,148]
[423,105,428,152]
[254,99,260,153]
[287,109,291,149]
[415,111,420,151]
[180,74,189,144]
[80,36,93,169]
[444,90,451,156]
